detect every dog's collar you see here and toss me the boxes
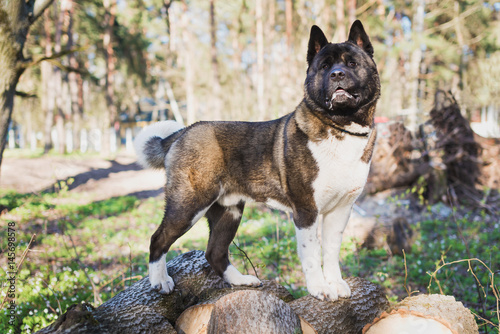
[330,122,371,137]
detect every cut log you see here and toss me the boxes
[289,277,389,334]
[176,291,317,334]
[176,304,214,334]
[363,294,479,334]
[363,309,457,334]
[207,290,302,334]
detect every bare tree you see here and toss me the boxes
[0,0,55,177]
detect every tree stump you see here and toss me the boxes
[207,290,302,334]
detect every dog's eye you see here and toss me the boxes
[322,63,330,70]
[347,61,357,68]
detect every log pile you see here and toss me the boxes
[37,251,389,334]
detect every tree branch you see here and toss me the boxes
[15,91,38,99]
[31,0,56,24]
[22,47,89,76]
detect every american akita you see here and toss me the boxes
[134,20,380,301]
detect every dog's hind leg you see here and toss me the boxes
[205,202,262,287]
[148,196,216,294]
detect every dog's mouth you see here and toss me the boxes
[325,88,358,109]
[332,88,354,100]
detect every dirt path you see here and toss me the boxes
[0,153,166,201]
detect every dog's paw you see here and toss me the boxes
[326,279,351,299]
[234,274,263,287]
[307,282,339,301]
[151,275,175,294]
[149,259,175,294]
[223,265,262,287]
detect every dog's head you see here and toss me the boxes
[304,21,380,122]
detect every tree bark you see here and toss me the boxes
[0,0,55,177]
[289,277,389,334]
[37,251,389,334]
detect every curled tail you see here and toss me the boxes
[134,121,185,169]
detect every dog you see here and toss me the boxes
[134,20,380,301]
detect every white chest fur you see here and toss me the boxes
[308,129,372,214]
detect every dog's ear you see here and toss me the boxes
[307,25,328,66]
[348,20,374,57]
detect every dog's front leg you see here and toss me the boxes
[322,205,353,299]
[295,210,338,301]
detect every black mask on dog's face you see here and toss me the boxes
[304,21,380,117]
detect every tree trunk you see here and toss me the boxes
[37,251,389,334]
[0,0,55,177]
[53,0,66,154]
[407,0,425,130]
[103,0,117,155]
[164,79,184,124]
[335,0,346,42]
[66,0,82,151]
[42,8,55,153]
[256,0,265,120]
[285,0,293,51]
[209,0,222,120]
[347,0,356,25]
[182,1,197,125]
[0,61,21,172]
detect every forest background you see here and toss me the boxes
[1,0,500,333]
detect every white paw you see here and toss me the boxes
[326,279,351,298]
[223,265,262,287]
[149,258,175,294]
[307,279,340,301]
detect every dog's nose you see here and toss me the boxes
[330,69,345,81]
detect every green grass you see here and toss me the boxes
[1,189,499,333]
